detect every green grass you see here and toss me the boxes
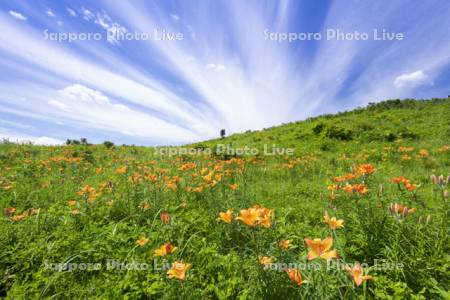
[0,98,449,299]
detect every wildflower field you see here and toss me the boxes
[1,99,449,299]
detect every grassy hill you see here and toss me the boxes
[0,98,449,299]
[195,98,450,154]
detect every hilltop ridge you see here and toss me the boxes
[193,98,450,154]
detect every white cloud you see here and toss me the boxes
[67,8,77,17]
[170,14,180,21]
[104,25,127,45]
[60,84,111,105]
[34,136,63,145]
[81,7,95,21]
[48,99,71,112]
[113,104,131,112]
[205,63,226,72]
[215,64,226,72]
[0,130,63,145]
[394,70,431,88]
[9,11,27,21]
[46,9,55,17]
[88,10,127,45]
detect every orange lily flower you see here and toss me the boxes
[146,174,158,182]
[66,200,77,207]
[236,205,273,227]
[138,202,150,210]
[203,172,213,182]
[404,182,417,191]
[333,176,346,183]
[77,185,95,196]
[398,146,414,152]
[327,184,338,191]
[11,214,25,222]
[258,256,274,266]
[278,239,293,250]
[115,166,127,174]
[193,187,203,193]
[236,208,260,227]
[136,236,149,247]
[323,212,344,230]
[257,207,273,228]
[154,242,177,256]
[346,263,373,286]
[167,261,191,280]
[357,163,375,175]
[77,185,101,202]
[229,184,239,191]
[418,149,429,157]
[217,209,233,223]
[304,237,338,261]
[344,173,357,180]
[392,176,419,191]
[178,163,196,171]
[342,184,354,194]
[87,191,101,202]
[285,268,307,286]
[354,184,368,195]
[392,176,409,184]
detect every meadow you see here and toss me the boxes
[0,99,449,299]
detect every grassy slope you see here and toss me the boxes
[0,98,449,299]
[195,98,450,154]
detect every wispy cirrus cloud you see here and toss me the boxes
[67,8,77,17]
[8,10,26,21]
[46,9,55,18]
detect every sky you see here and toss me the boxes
[0,0,449,146]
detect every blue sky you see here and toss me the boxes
[0,0,449,145]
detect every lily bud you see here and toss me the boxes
[401,207,408,217]
[160,211,171,224]
[430,174,438,185]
